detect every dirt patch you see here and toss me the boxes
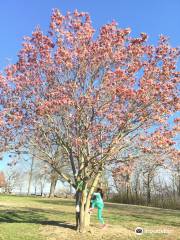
[40,223,180,240]
[40,223,134,240]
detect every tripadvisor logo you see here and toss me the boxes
[135,227,144,235]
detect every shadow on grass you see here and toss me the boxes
[0,209,76,230]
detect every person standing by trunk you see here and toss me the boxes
[75,178,83,230]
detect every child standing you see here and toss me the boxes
[89,188,106,229]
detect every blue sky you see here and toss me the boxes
[0,0,179,172]
[0,0,180,69]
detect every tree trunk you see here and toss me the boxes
[27,172,32,195]
[76,172,101,232]
[172,176,176,200]
[135,174,140,202]
[147,175,151,205]
[147,188,151,205]
[69,184,72,195]
[27,157,34,195]
[49,178,57,198]
[178,174,180,197]
[75,189,90,232]
[79,189,90,233]
[40,181,44,196]
[34,181,37,195]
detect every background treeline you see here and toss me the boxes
[0,155,179,210]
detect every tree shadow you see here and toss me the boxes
[0,209,76,230]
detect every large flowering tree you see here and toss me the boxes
[4,9,180,231]
[0,73,13,154]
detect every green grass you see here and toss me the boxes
[0,195,179,240]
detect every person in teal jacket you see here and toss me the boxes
[89,188,106,229]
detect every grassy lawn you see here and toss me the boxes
[0,195,179,240]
